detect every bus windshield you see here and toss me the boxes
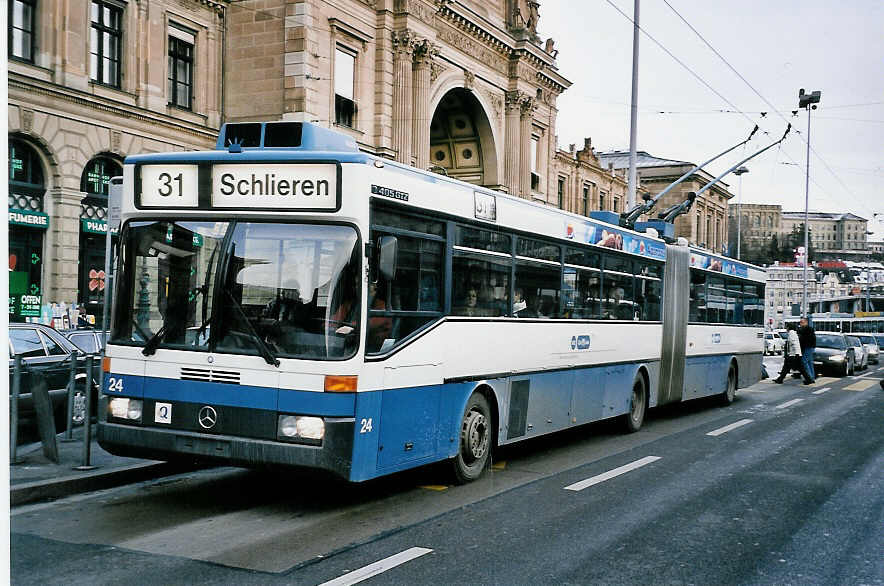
[112,220,361,360]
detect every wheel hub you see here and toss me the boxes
[461,409,488,462]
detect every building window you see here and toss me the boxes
[81,156,123,197]
[557,177,565,209]
[334,47,356,128]
[90,0,122,87]
[582,184,589,216]
[9,0,36,62]
[613,197,620,213]
[168,27,194,110]
[599,191,606,210]
[530,136,540,191]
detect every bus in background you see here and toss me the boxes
[785,314,884,335]
[98,121,765,483]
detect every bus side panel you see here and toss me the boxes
[735,352,762,388]
[350,391,382,481]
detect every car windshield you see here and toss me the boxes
[111,220,361,360]
[816,334,847,350]
[857,335,876,344]
[847,337,862,347]
[876,335,884,346]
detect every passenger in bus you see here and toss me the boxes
[512,288,529,317]
[457,287,482,317]
[604,286,633,320]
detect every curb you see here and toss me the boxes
[10,461,186,507]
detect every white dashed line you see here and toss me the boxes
[776,398,804,409]
[564,456,661,492]
[706,419,753,436]
[319,547,433,586]
[812,387,831,395]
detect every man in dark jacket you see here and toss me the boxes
[798,317,817,380]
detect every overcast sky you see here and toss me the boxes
[540,0,884,239]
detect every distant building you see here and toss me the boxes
[727,203,782,255]
[780,212,868,254]
[597,151,734,253]
[764,262,819,328]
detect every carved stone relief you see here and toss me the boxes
[22,108,33,132]
[437,25,506,74]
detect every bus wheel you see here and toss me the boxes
[622,375,647,433]
[452,393,492,484]
[720,364,737,406]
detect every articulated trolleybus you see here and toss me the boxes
[98,121,766,483]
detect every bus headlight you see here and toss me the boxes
[277,415,324,443]
[108,398,143,422]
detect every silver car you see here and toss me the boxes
[855,334,879,365]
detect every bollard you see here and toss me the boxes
[31,372,60,464]
[75,355,98,470]
[10,355,24,464]
[63,351,78,441]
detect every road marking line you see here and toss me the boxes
[419,485,448,491]
[812,387,831,395]
[844,379,879,391]
[564,456,661,492]
[776,398,803,409]
[706,419,753,437]
[815,377,837,384]
[318,547,433,586]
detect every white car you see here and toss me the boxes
[764,332,784,355]
[846,336,868,371]
[855,334,879,365]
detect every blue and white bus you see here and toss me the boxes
[98,121,766,483]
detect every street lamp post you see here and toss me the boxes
[799,88,821,318]
[733,166,749,260]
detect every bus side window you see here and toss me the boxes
[689,270,706,322]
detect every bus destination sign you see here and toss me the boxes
[212,164,337,209]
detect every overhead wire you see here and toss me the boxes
[659,0,878,218]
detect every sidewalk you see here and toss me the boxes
[10,425,185,507]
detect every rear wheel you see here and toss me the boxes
[622,375,647,433]
[720,364,737,405]
[451,393,492,484]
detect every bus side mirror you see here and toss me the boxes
[378,235,398,281]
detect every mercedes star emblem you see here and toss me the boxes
[198,406,218,429]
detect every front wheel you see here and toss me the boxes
[451,393,492,484]
[720,364,737,406]
[622,375,647,433]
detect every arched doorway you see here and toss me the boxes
[429,88,497,187]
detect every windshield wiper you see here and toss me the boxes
[225,290,280,367]
[142,323,168,356]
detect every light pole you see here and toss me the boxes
[733,166,749,260]
[799,88,821,317]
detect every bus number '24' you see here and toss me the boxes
[157,172,183,197]
[360,418,373,433]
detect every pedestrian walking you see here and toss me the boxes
[774,323,814,384]
[798,317,817,380]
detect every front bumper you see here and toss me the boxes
[97,417,355,480]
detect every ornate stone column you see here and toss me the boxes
[412,39,438,171]
[504,91,522,196]
[392,31,416,164]
[519,96,536,198]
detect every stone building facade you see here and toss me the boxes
[598,151,734,252]
[780,212,868,253]
[225,0,571,201]
[9,0,575,323]
[727,202,782,254]
[8,0,226,324]
[548,139,630,216]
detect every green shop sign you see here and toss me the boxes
[9,209,49,230]
[81,219,120,235]
[9,294,42,317]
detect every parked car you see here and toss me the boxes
[812,333,856,376]
[846,336,868,371]
[764,332,784,355]
[60,328,106,355]
[8,323,98,428]
[855,334,880,365]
